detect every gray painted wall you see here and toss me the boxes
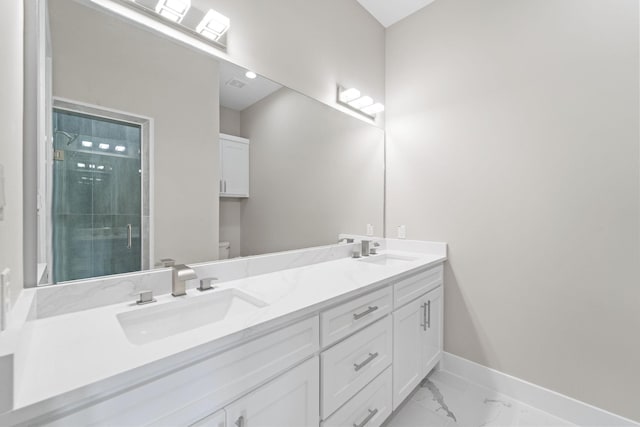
[240,88,384,256]
[50,0,220,266]
[385,0,640,420]
[0,0,24,307]
[219,107,242,258]
[213,0,385,122]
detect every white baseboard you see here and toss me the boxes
[441,352,639,427]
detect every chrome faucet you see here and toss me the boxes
[370,241,381,255]
[361,240,371,257]
[172,264,197,297]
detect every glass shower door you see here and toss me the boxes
[52,109,142,283]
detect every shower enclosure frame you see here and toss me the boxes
[41,98,154,284]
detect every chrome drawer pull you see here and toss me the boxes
[353,305,378,320]
[235,415,245,427]
[420,302,427,331]
[354,352,379,371]
[427,300,431,329]
[353,408,378,427]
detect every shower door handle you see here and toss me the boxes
[126,224,132,249]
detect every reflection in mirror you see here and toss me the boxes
[36,0,384,285]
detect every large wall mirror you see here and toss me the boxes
[33,0,384,286]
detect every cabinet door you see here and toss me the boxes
[226,357,319,427]
[220,138,249,197]
[392,297,425,410]
[191,409,226,427]
[422,286,443,375]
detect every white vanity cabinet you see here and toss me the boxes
[219,133,249,198]
[226,356,319,427]
[392,267,443,409]
[41,317,319,427]
[14,259,446,427]
[190,409,225,427]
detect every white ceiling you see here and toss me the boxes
[356,0,437,28]
[219,61,282,111]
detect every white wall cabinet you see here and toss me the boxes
[226,357,319,427]
[392,284,443,410]
[220,134,249,198]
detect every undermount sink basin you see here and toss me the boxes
[358,253,418,266]
[117,288,268,345]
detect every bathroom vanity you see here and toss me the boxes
[0,239,445,426]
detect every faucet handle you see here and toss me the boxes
[136,290,156,305]
[160,258,175,267]
[199,277,218,292]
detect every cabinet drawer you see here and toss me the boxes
[322,367,392,427]
[46,317,319,427]
[321,316,393,418]
[321,286,392,347]
[393,264,443,308]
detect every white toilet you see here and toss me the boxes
[219,241,231,260]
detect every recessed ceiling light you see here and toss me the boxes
[196,8,230,41]
[339,88,361,103]
[99,143,110,150]
[348,96,373,110]
[81,140,93,148]
[155,0,190,23]
[115,145,126,152]
[245,71,257,79]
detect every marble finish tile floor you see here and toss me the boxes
[385,370,574,427]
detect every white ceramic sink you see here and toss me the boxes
[117,288,268,345]
[358,253,418,266]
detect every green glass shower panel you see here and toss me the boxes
[52,109,142,283]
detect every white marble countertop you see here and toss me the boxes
[1,239,446,423]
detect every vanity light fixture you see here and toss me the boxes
[99,143,110,150]
[245,71,257,79]
[348,96,373,110]
[336,85,385,119]
[115,145,126,152]
[338,87,361,103]
[81,140,93,148]
[77,163,86,168]
[196,8,230,41]
[361,103,385,115]
[97,165,105,170]
[155,0,190,23]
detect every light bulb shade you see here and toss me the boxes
[245,71,257,79]
[339,87,361,103]
[348,96,373,110]
[155,0,190,23]
[361,103,385,115]
[196,9,230,41]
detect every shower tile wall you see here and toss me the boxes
[52,110,142,283]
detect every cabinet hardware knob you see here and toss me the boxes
[235,415,245,427]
